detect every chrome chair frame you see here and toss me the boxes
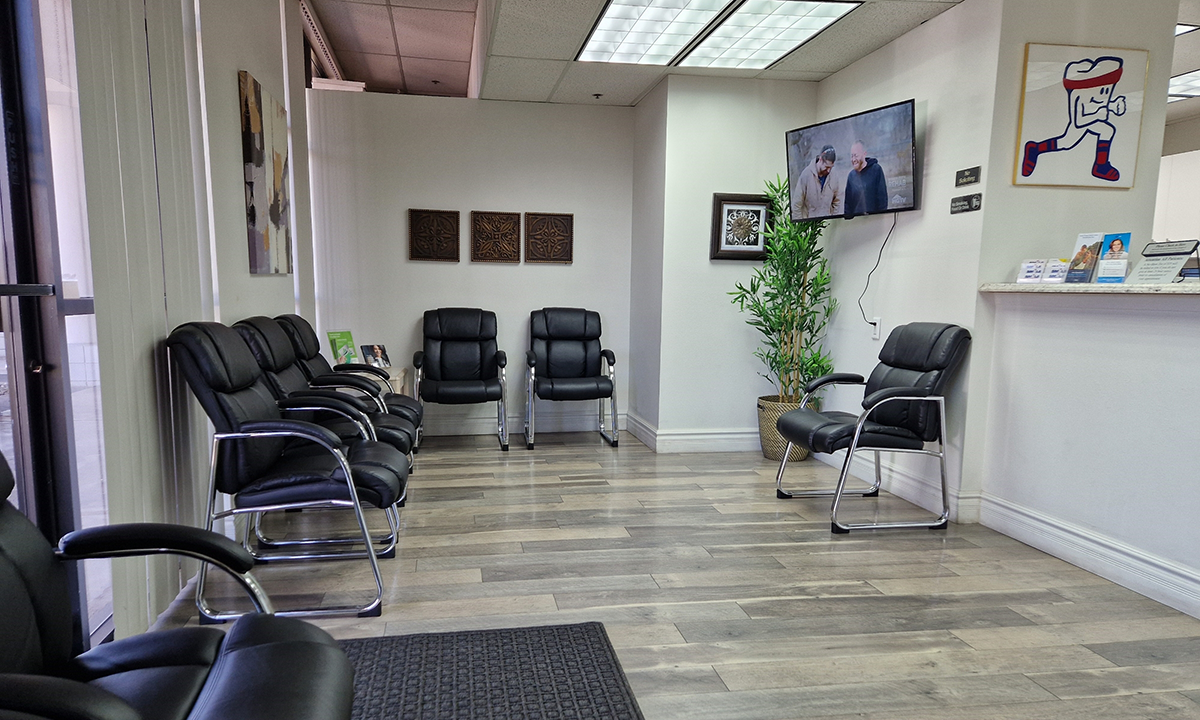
[523,353,618,449]
[776,385,951,534]
[195,427,385,621]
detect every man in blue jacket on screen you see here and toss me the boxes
[843,141,888,218]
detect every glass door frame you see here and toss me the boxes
[0,0,90,651]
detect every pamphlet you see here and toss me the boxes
[327,330,358,364]
[1065,232,1102,283]
[1040,259,1070,283]
[1017,259,1047,283]
[1094,232,1131,283]
[360,344,391,368]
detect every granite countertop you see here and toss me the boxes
[979,282,1200,295]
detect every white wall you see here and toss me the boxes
[1153,149,1200,240]
[306,91,634,437]
[812,0,1002,514]
[645,76,816,452]
[197,0,312,321]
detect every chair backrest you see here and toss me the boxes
[234,316,313,399]
[274,314,335,379]
[0,453,73,676]
[864,322,971,442]
[422,308,499,382]
[166,322,288,492]
[529,307,603,379]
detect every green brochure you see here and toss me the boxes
[327,330,358,364]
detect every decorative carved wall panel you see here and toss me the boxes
[409,209,460,262]
[524,213,573,264]
[471,211,520,263]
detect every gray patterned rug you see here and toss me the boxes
[339,622,645,720]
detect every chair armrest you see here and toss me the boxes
[862,386,932,410]
[278,394,373,440]
[525,350,537,368]
[601,349,616,366]
[238,419,343,448]
[309,372,382,397]
[334,362,389,380]
[57,523,256,574]
[495,350,507,368]
[412,351,424,368]
[0,674,142,720]
[804,373,865,394]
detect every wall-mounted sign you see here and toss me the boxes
[955,166,981,187]
[950,193,982,214]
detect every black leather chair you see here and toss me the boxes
[774,322,971,534]
[234,316,417,461]
[0,452,354,720]
[274,314,424,438]
[167,321,409,618]
[523,307,618,450]
[414,308,509,451]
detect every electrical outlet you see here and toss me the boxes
[871,318,881,340]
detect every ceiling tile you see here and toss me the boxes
[480,56,568,102]
[312,0,397,55]
[338,50,406,91]
[763,1,956,76]
[1173,29,1200,75]
[392,7,476,61]
[489,0,608,61]
[391,0,476,10]
[1167,95,1200,122]
[549,61,667,106]
[403,57,471,96]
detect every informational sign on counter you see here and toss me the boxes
[1126,239,1199,284]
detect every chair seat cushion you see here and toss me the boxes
[383,393,423,426]
[66,615,351,720]
[234,441,405,508]
[535,376,613,401]
[776,408,924,455]
[420,378,501,404]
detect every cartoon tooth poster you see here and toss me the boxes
[1014,44,1148,189]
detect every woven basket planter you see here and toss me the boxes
[757,395,810,462]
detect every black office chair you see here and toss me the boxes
[234,316,417,460]
[774,322,971,534]
[167,321,408,618]
[274,314,425,436]
[0,452,354,720]
[523,307,618,450]
[414,307,509,450]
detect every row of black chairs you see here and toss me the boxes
[167,314,424,620]
[414,306,619,451]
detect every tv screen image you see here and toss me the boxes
[785,99,917,222]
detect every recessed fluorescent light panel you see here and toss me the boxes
[678,0,859,69]
[1176,23,1199,36]
[578,0,731,65]
[1168,69,1200,102]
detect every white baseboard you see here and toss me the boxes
[813,450,977,522]
[624,412,760,453]
[980,494,1200,618]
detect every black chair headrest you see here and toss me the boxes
[0,451,13,501]
[424,308,496,341]
[878,323,971,373]
[234,316,298,374]
[531,308,601,341]
[274,314,322,360]
[166,322,264,392]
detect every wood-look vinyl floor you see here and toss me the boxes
[188,432,1200,720]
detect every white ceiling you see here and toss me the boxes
[308,0,1200,120]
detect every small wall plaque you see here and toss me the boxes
[471,211,520,263]
[409,209,460,262]
[525,213,573,264]
[955,166,981,187]
[950,193,982,215]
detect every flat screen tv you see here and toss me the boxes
[785,99,917,222]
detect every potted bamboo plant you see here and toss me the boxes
[730,176,836,461]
